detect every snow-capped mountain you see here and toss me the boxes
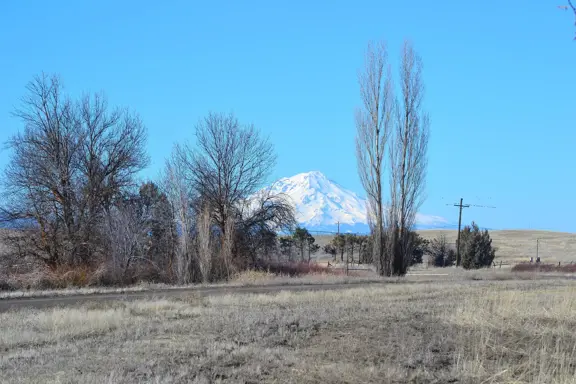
[265,171,450,233]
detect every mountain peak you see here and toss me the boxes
[278,171,334,192]
[269,171,367,231]
[265,171,450,233]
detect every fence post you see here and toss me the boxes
[499,261,502,269]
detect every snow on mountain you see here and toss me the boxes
[265,171,450,233]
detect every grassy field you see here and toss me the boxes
[314,230,576,264]
[418,230,576,264]
[2,274,576,383]
[0,270,383,300]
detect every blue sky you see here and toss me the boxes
[1,1,575,231]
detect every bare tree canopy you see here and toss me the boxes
[163,112,295,278]
[175,112,277,232]
[389,41,430,275]
[162,152,196,284]
[355,41,394,276]
[1,73,149,267]
[2,79,293,285]
[355,40,430,276]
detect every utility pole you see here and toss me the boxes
[448,198,496,267]
[454,198,470,267]
[537,238,539,260]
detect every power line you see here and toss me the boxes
[468,204,497,209]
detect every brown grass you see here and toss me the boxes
[254,260,333,276]
[0,268,384,300]
[511,262,576,273]
[315,229,576,264]
[417,229,576,264]
[2,277,576,383]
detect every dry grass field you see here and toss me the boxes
[2,275,576,383]
[0,270,383,300]
[418,230,576,264]
[314,230,576,264]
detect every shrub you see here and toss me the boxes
[0,279,16,291]
[511,263,576,273]
[427,234,454,267]
[461,222,496,269]
[254,260,330,276]
[410,233,427,266]
[445,249,456,267]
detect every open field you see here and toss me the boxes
[2,267,575,312]
[313,230,576,264]
[418,230,576,264]
[2,275,576,383]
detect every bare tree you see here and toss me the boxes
[355,41,394,276]
[196,204,213,283]
[219,215,235,278]
[388,41,430,276]
[238,187,295,235]
[137,182,175,274]
[102,200,160,281]
[170,112,294,270]
[162,153,196,284]
[175,112,276,236]
[2,74,79,268]
[75,93,149,263]
[1,74,148,267]
[235,187,295,266]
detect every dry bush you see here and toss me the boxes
[0,276,17,291]
[1,260,173,292]
[231,270,278,285]
[6,265,101,290]
[560,264,576,273]
[512,262,576,273]
[253,260,332,277]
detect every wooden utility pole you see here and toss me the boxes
[449,198,496,267]
[454,198,470,267]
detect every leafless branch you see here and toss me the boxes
[355,41,394,276]
[559,1,576,39]
[2,74,148,267]
[388,40,430,276]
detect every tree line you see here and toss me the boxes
[1,40,497,286]
[0,74,296,284]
